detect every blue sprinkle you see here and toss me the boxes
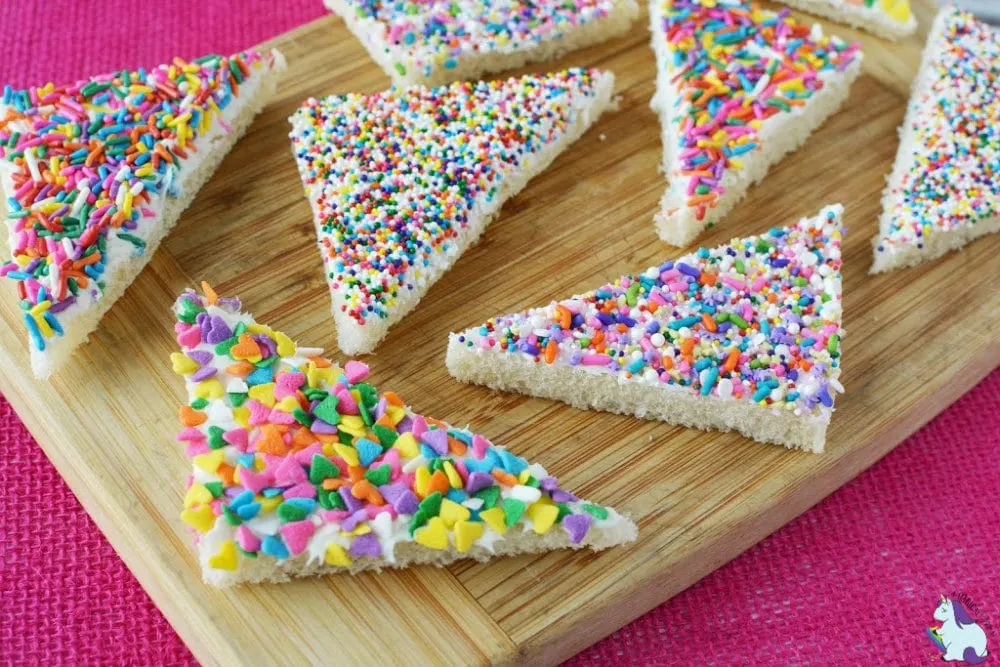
[498,449,528,475]
[236,502,261,520]
[261,535,289,559]
[355,438,382,467]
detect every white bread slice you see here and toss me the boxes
[448,205,846,453]
[289,68,616,355]
[325,0,639,87]
[871,7,1000,273]
[773,0,917,41]
[0,51,286,379]
[649,0,862,246]
[171,286,636,587]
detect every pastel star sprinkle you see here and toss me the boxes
[173,284,635,586]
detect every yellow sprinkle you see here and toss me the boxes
[479,508,507,536]
[183,483,213,509]
[324,543,352,567]
[334,443,360,467]
[258,495,282,513]
[415,466,431,497]
[439,498,470,529]
[454,520,484,553]
[247,383,275,407]
[340,523,371,537]
[275,396,299,413]
[442,461,462,489]
[274,330,296,357]
[193,450,225,474]
[526,503,560,535]
[414,517,449,550]
[170,352,199,375]
[232,406,250,427]
[180,505,216,533]
[207,540,239,571]
[393,432,419,459]
[194,378,224,400]
[517,469,532,484]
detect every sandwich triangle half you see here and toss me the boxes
[871,7,1000,273]
[172,285,636,586]
[0,50,285,379]
[448,205,846,453]
[289,68,615,355]
[650,0,862,246]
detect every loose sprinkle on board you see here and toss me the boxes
[872,7,1000,272]
[652,0,861,241]
[288,68,613,355]
[172,286,634,585]
[449,205,846,452]
[329,0,638,85]
[0,51,281,375]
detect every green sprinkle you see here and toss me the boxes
[581,503,608,520]
[473,486,500,509]
[277,501,308,523]
[419,491,442,517]
[190,397,208,410]
[207,425,226,450]
[372,424,398,449]
[501,498,526,527]
[313,395,341,425]
[364,463,391,486]
[309,454,339,484]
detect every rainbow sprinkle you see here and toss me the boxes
[654,0,861,224]
[172,285,632,582]
[874,8,999,268]
[332,0,635,84]
[289,68,611,354]
[451,205,845,448]
[774,0,913,35]
[0,52,278,356]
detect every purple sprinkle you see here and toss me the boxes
[311,420,338,435]
[396,416,413,433]
[338,486,363,513]
[551,489,579,503]
[341,509,369,532]
[188,350,213,365]
[465,472,494,494]
[677,262,701,278]
[375,397,387,419]
[539,476,559,492]
[204,316,233,344]
[563,513,592,545]
[420,429,449,456]
[348,533,382,559]
[190,366,217,382]
[48,295,76,313]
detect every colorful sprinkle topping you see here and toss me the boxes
[455,206,845,416]
[875,8,999,261]
[0,51,277,353]
[173,285,626,575]
[289,68,609,344]
[338,0,630,83]
[655,0,860,223]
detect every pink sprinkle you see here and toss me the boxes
[582,354,611,366]
[280,520,315,556]
[236,525,261,552]
[344,360,369,383]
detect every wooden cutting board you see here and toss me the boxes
[2,1,997,664]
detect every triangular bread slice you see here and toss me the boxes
[172,285,636,587]
[650,0,862,246]
[871,7,1000,273]
[289,68,616,355]
[448,205,846,452]
[773,0,916,40]
[326,0,639,87]
[0,51,286,379]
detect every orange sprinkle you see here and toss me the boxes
[179,405,206,427]
[347,466,365,483]
[351,480,384,506]
[492,469,519,487]
[723,348,741,374]
[447,437,467,456]
[225,361,255,376]
[216,463,235,486]
[701,312,718,333]
[382,391,404,406]
[322,478,347,491]
[426,470,450,497]
[200,281,218,305]
[555,304,572,330]
[544,339,558,364]
[662,355,674,370]
[254,425,287,456]
[308,355,332,368]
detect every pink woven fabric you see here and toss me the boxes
[0,3,997,664]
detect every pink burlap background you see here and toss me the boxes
[0,2,997,664]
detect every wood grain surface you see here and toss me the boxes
[3,1,997,665]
